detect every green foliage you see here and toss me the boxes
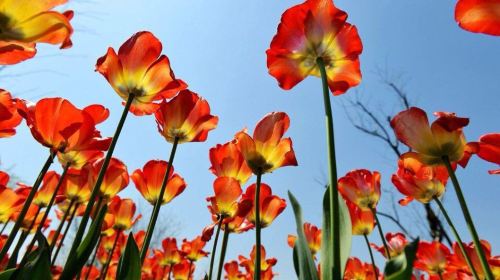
[60,204,108,280]
[384,238,419,280]
[288,191,319,280]
[321,186,352,280]
[116,233,141,280]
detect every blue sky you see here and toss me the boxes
[1,0,499,278]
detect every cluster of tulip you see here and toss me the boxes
[1,0,499,279]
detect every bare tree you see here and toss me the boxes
[343,67,452,246]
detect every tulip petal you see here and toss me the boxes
[455,0,500,35]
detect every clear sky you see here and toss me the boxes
[1,0,499,278]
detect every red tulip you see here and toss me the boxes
[455,0,500,36]
[415,241,450,276]
[371,232,409,259]
[243,183,286,228]
[338,169,381,210]
[209,140,252,185]
[0,90,22,137]
[266,0,362,95]
[343,257,379,280]
[96,31,187,115]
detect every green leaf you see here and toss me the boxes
[384,238,419,280]
[60,204,108,280]
[292,244,300,278]
[320,186,352,280]
[116,233,141,280]
[0,268,16,280]
[16,232,52,280]
[288,191,319,280]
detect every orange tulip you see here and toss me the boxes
[415,241,450,276]
[81,266,99,280]
[181,236,208,262]
[0,0,73,65]
[343,257,378,280]
[225,215,255,234]
[131,160,186,205]
[207,177,252,219]
[391,107,469,165]
[346,200,375,235]
[0,184,23,224]
[95,31,187,116]
[155,89,218,143]
[92,157,129,199]
[0,90,22,137]
[287,222,322,255]
[18,98,111,155]
[107,196,140,231]
[466,133,500,174]
[15,205,50,233]
[172,259,194,280]
[449,240,500,279]
[155,237,182,267]
[235,112,297,174]
[61,166,94,204]
[133,230,146,252]
[338,169,381,210]
[244,183,286,228]
[224,260,246,280]
[266,0,363,95]
[33,171,64,207]
[455,0,500,36]
[209,140,252,185]
[392,152,449,206]
[142,255,162,279]
[371,232,408,259]
[239,245,277,278]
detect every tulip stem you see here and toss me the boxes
[442,156,493,280]
[21,163,71,265]
[0,150,55,261]
[433,198,480,279]
[253,171,263,280]
[371,208,391,260]
[84,235,101,280]
[140,137,180,263]
[100,230,121,279]
[7,230,29,269]
[438,272,444,280]
[49,199,76,252]
[52,202,78,264]
[363,234,379,280]
[167,263,173,280]
[208,217,224,280]
[63,93,135,273]
[0,223,7,236]
[317,57,341,279]
[216,225,230,280]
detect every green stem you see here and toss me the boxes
[100,230,121,279]
[216,226,230,280]
[253,172,262,280]
[438,272,444,280]
[188,260,194,279]
[208,217,223,280]
[140,137,179,263]
[49,199,76,252]
[7,230,29,269]
[434,198,480,279]
[0,223,7,235]
[84,235,101,280]
[363,234,379,280]
[442,156,493,280]
[63,93,134,272]
[21,164,70,264]
[52,202,78,264]
[0,150,55,261]
[167,264,173,279]
[372,208,391,260]
[317,57,341,279]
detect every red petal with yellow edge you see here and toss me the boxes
[213,177,242,210]
[0,90,22,137]
[0,41,36,65]
[455,0,500,35]
[118,31,162,79]
[95,48,126,97]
